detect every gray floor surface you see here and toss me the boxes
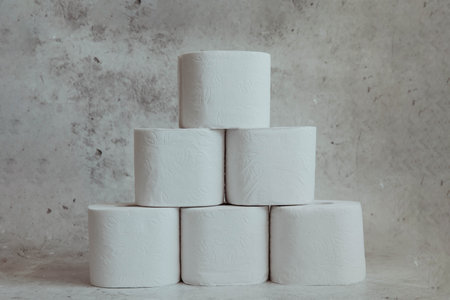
[1,250,448,300]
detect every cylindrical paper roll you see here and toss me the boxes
[181,205,269,286]
[270,201,366,285]
[179,51,270,129]
[226,127,316,205]
[134,128,224,207]
[88,204,179,288]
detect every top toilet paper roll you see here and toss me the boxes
[134,128,224,207]
[179,51,271,129]
[226,127,316,205]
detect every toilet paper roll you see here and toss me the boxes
[270,200,366,285]
[226,127,316,205]
[179,51,270,129]
[88,204,179,288]
[134,128,224,207]
[181,205,269,286]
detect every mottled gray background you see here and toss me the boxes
[0,0,449,291]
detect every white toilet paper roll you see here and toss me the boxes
[270,201,366,285]
[88,204,179,288]
[181,205,269,286]
[179,51,270,129]
[134,128,224,207]
[226,127,316,205]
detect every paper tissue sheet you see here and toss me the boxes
[88,204,179,287]
[270,200,366,285]
[181,205,269,285]
[226,127,316,205]
[134,128,224,207]
[179,51,270,129]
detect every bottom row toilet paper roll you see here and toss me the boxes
[88,204,179,288]
[181,205,269,286]
[270,201,366,285]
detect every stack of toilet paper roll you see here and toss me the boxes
[88,51,366,288]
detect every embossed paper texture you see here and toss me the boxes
[179,51,270,129]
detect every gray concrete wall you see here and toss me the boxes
[1,0,449,287]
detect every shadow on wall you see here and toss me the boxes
[2,255,90,287]
[27,260,90,286]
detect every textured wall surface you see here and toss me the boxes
[0,0,449,290]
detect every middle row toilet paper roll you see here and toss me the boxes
[226,127,316,205]
[134,128,224,207]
